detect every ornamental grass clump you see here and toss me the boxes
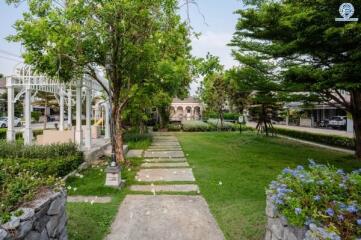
[268,161,361,240]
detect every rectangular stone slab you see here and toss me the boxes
[136,168,195,182]
[126,150,144,158]
[67,196,112,203]
[106,195,224,240]
[130,184,199,193]
[144,151,184,158]
[147,148,182,151]
[144,158,187,163]
[151,142,180,146]
[141,162,189,168]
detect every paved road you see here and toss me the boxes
[247,122,354,138]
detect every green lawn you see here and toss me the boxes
[66,158,143,240]
[176,131,361,240]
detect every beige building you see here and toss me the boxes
[170,97,204,121]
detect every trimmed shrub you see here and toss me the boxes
[207,119,239,131]
[31,111,41,122]
[206,112,239,121]
[182,120,215,132]
[268,161,361,240]
[124,132,152,150]
[0,142,83,223]
[0,129,43,140]
[168,123,182,132]
[275,127,355,150]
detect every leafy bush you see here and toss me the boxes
[206,112,239,121]
[31,111,41,122]
[268,161,361,240]
[0,141,80,159]
[124,132,152,150]
[181,120,215,132]
[167,123,182,132]
[275,127,355,150]
[0,129,43,140]
[0,142,83,223]
[207,119,238,131]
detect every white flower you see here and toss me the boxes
[73,187,77,192]
[219,181,222,186]
[67,186,72,190]
[128,168,131,172]
[90,200,94,205]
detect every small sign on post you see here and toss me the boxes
[105,164,122,187]
[336,3,359,22]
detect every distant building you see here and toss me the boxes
[170,97,204,121]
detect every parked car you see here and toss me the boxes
[0,117,22,128]
[328,116,347,129]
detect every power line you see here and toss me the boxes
[0,49,22,59]
[0,55,23,63]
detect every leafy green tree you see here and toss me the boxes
[198,54,228,128]
[226,55,283,136]
[233,0,361,158]
[32,92,57,129]
[7,0,192,164]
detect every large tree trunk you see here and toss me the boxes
[350,90,361,159]
[110,95,126,165]
[219,109,224,129]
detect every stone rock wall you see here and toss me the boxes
[265,194,307,240]
[0,189,67,240]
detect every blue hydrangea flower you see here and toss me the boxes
[308,159,316,166]
[326,208,334,216]
[357,219,361,225]
[296,165,304,171]
[347,204,358,213]
[337,215,344,221]
[295,208,302,215]
[313,195,321,201]
[336,169,345,175]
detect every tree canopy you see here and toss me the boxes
[8,0,193,163]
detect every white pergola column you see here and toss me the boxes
[59,89,64,131]
[67,88,72,128]
[6,77,15,142]
[24,85,33,145]
[75,79,83,146]
[85,83,92,149]
[104,103,110,140]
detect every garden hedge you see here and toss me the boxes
[207,119,239,131]
[0,142,83,223]
[0,128,43,140]
[275,127,355,150]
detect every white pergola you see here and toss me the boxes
[6,64,110,148]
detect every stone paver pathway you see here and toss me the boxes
[67,196,112,203]
[106,132,224,240]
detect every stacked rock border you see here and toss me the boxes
[0,189,67,240]
[265,194,307,240]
